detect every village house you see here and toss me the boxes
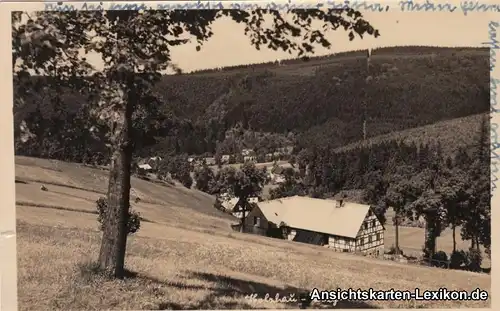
[244,155,257,163]
[138,163,153,171]
[243,196,385,256]
[221,154,231,163]
[269,165,286,184]
[219,194,259,218]
[204,157,216,165]
[241,148,254,156]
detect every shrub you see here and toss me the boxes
[450,250,467,269]
[387,245,404,255]
[431,250,449,268]
[179,173,193,188]
[465,248,482,272]
[96,197,141,235]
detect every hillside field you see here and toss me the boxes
[15,156,490,310]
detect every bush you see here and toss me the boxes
[387,245,404,255]
[96,197,141,235]
[179,173,193,189]
[431,250,448,268]
[465,248,482,272]
[450,250,467,269]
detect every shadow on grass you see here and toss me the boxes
[180,271,379,309]
[76,262,379,309]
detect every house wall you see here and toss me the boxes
[355,209,385,256]
[243,206,272,235]
[327,235,357,252]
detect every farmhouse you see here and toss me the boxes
[243,196,385,256]
[221,154,231,163]
[204,157,216,165]
[241,148,254,156]
[220,195,259,218]
[138,163,153,171]
[244,155,257,162]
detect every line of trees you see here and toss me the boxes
[277,117,491,270]
[14,48,489,164]
[193,116,491,271]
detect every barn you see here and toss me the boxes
[243,196,385,256]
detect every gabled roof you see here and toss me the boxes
[256,196,371,239]
[138,163,152,170]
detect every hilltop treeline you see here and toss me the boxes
[14,47,489,163]
[188,45,486,75]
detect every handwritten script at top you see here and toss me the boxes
[44,0,500,16]
[483,21,500,195]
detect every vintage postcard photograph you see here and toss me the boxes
[2,1,494,310]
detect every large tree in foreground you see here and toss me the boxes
[12,8,379,278]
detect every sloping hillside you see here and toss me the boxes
[15,46,489,162]
[333,112,487,156]
[15,156,236,230]
[15,156,490,310]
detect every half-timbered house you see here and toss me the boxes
[243,196,385,256]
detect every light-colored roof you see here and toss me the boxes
[138,164,152,170]
[221,196,258,211]
[256,196,371,238]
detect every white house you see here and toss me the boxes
[244,196,385,256]
[204,157,216,165]
[138,163,153,171]
[221,154,231,163]
[244,155,257,163]
[219,193,259,218]
[242,148,254,156]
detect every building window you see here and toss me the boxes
[254,216,261,226]
[368,210,372,217]
[364,222,368,230]
[376,233,381,241]
[371,219,376,228]
[368,235,373,243]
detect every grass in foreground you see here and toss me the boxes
[17,206,490,310]
[15,156,491,309]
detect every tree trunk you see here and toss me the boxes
[452,225,456,253]
[394,214,400,255]
[238,198,246,233]
[240,209,246,233]
[98,94,134,278]
[424,211,437,261]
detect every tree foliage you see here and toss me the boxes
[213,162,268,230]
[96,197,141,235]
[13,8,381,277]
[193,163,217,194]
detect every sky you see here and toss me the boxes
[15,6,489,73]
[153,10,488,72]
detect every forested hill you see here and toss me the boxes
[14,46,489,162]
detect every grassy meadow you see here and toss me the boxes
[15,156,491,310]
